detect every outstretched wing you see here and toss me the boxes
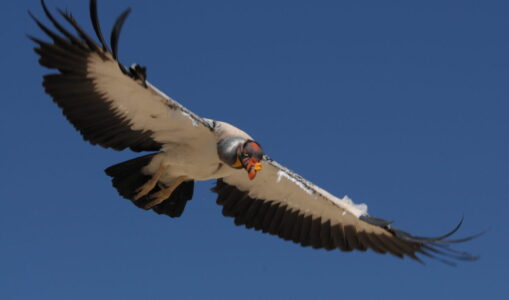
[213,157,481,264]
[29,0,215,152]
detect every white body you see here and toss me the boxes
[143,121,251,183]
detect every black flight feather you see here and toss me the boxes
[110,8,131,61]
[89,0,109,51]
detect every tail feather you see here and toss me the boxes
[104,153,154,200]
[153,180,194,217]
[104,154,194,218]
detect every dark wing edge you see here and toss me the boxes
[29,0,213,152]
[359,215,485,265]
[212,158,484,265]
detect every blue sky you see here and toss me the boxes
[1,0,508,299]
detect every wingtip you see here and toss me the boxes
[364,213,483,265]
[40,0,50,16]
[392,216,466,244]
[90,0,109,51]
[26,33,40,43]
[110,7,132,60]
[56,7,68,18]
[27,9,38,21]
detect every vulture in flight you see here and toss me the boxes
[30,0,482,265]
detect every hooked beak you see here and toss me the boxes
[243,158,262,180]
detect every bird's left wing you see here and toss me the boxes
[29,0,215,152]
[213,157,480,264]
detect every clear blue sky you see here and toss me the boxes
[1,0,507,299]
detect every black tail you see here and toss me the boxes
[104,154,194,218]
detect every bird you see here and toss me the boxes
[29,0,482,265]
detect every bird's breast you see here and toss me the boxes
[142,143,238,182]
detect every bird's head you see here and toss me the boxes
[232,140,264,180]
[218,138,264,180]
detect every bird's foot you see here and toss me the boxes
[144,176,187,209]
[133,164,168,201]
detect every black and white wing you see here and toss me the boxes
[213,157,481,264]
[29,0,215,152]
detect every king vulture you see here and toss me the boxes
[29,0,482,265]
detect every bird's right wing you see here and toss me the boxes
[213,156,482,265]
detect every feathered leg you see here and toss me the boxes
[133,164,168,201]
[145,176,187,209]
